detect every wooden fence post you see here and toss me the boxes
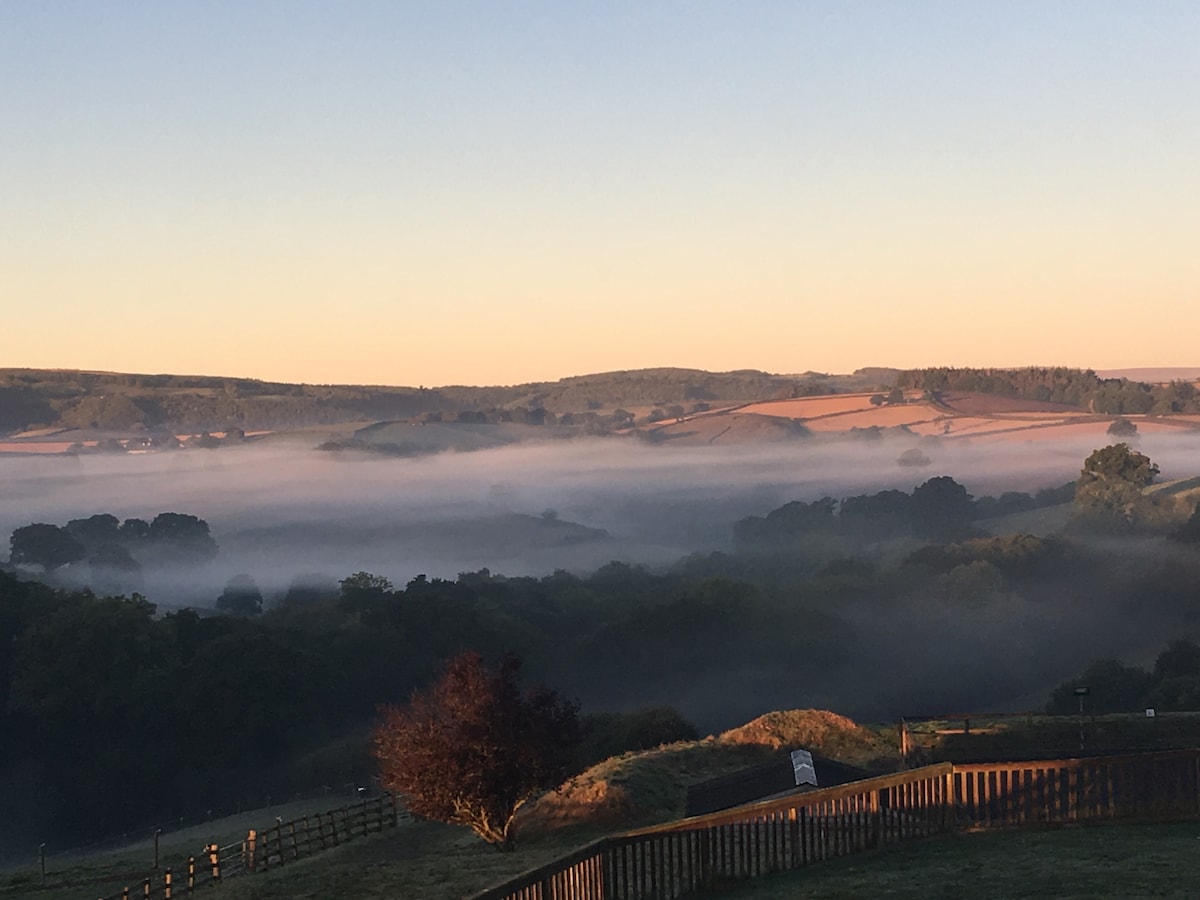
[163,867,172,900]
[208,843,220,882]
[187,856,195,893]
[246,829,257,873]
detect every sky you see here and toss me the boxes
[3,2,1198,387]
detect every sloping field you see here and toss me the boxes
[647,413,808,445]
[738,394,882,419]
[906,416,1004,437]
[935,392,1081,415]
[800,406,937,431]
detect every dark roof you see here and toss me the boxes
[684,751,871,818]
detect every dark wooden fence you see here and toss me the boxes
[472,764,953,900]
[472,748,1200,900]
[952,749,1200,829]
[93,795,404,900]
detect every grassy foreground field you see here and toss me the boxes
[720,821,1200,899]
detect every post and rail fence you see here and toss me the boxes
[471,747,1200,900]
[91,794,406,900]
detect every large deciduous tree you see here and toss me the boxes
[372,652,580,850]
[1073,443,1159,529]
[9,524,86,571]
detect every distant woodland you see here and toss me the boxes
[897,367,1200,415]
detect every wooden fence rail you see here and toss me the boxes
[472,748,1200,900]
[93,795,405,900]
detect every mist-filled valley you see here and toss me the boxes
[4,422,1200,858]
[10,429,1197,598]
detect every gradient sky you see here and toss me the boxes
[3,2,1198,387]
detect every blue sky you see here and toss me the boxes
[3,2,1197,385]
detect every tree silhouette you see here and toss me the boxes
[216,574,263,617]
[9,524,86,571]
[373,652,580,849]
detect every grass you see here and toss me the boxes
[716,820,1200,899]
[0,794,382,900]
[204,821,603,900]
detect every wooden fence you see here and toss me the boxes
[472,748,1200,900]
[93,795,404,900]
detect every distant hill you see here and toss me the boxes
[1097,367,1200,384]
[0,367,898,436]
[4,365,1199,443]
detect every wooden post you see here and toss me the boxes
[187,856,195,893]
[164,867,172,900]
[142,877,150,899]
[246,829,258,873]
[208,843,221,882]
[289,820,299,860]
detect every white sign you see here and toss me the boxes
[790,749,817,787]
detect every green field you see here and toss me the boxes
[719,821,1200,899]
[19,818,1200,900]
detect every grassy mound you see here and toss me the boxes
[719,709,895,767]
[520,709,898,838]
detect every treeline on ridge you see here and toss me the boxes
[896,366,1200,415]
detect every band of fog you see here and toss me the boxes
[4,432,1200,605]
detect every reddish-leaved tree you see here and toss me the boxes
[373,652,580,849]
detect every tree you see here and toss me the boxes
[1073,443,1159,528]
[1107,417,1138,438]
[65,514,121,552]
[911,476,975,540]
[339,571,394,613]
[1045,659,1153,714]
[216,574,263,617]
[146,513,219,563]
[9,524,86,571]
[373,652,581,849]
[1172,504,1200,543]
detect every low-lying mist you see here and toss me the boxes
[5,431,1200,609]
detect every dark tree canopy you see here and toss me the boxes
[9,524,86,571]
[911,476,975,539]
[373,652,581,849]
[216,574,264,617]
[1107,417,1138,438]
[147,513,219,563]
